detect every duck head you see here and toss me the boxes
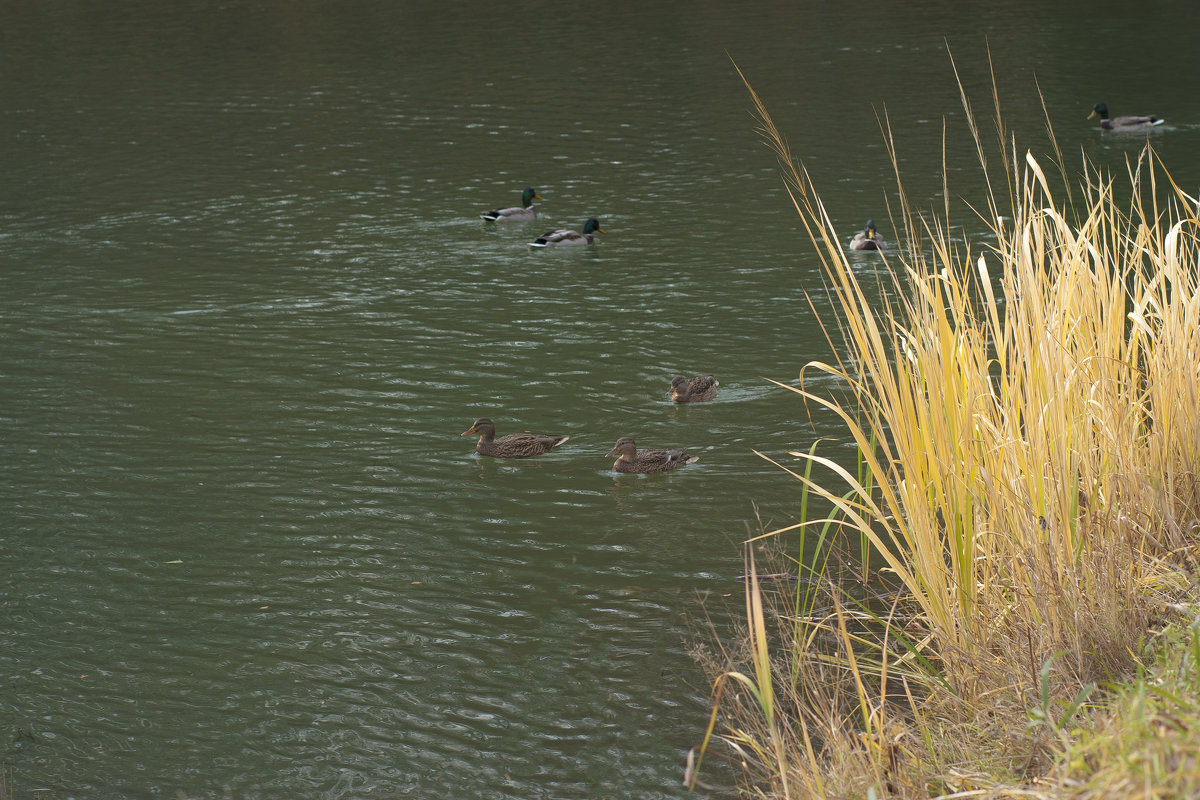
[461,417,496,440]
[606,436,636,459]
[521,187,542,208]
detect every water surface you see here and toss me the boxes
[4,2,1200,798]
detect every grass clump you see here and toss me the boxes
[690,62,1200,799]
[1066,619,1200,798]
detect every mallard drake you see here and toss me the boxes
[481,187,542,222]
[850,219,886,251]
[529,218,603,247]
[605,436,699,474]
[1088,103,1163,131]
[669,375,719,403]
[461,417,569,458]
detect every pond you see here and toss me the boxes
[3,2,1199,797]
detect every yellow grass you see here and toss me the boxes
[693,61,1200,798]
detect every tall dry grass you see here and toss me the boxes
[692,63,1200,798]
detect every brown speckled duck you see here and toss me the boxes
[850,219,886,251]
[606,436,698,474]
[461,417,569,458]
[669,374,719,403]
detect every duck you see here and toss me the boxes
[529,218,603,247]
[605,436,699,474]
[461,417,569,458]
[850,219,886,251]
[481,187,542,222]
[669,374,719,403]
[1088,103,1163,131]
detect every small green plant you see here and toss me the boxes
[1027,652,1096,736]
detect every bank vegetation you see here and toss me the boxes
[691,64,1200,799]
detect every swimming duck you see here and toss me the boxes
[529,218,603,247]
[605,436,698,474]
[1088,103,1163,131]
[481,187,542,222]
[461,417,569,458]
[850,220,886,251]
[669,375,719,403]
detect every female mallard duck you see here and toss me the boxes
[529,218,603,247]
[1088,103,1163,131]
[669,374,719,403]
[481,187,542,222]
[461,417,569,458]
[606,436,698,474]
[850,219,886,251]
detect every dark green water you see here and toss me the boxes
[3,2,1199,798]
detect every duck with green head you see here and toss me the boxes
[1088,103,1163,131]
[481,187,542,222]
[850,219,886,251]
[529,218,603,247]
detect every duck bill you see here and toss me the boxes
[605,448,618,458]
[461,426,477,436]
[1087,110,1099,120]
